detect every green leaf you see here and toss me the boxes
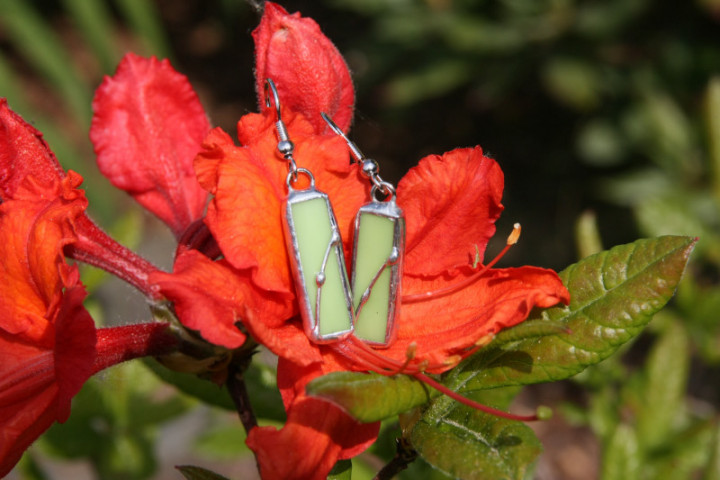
[0,0,92,128]
[600,424,640,480]
[176,465,231,480]
[574,210,604,258]
[61,0,121,73]
[404,396,542,480]
[635,320,689,451]
[194,425,249,459]
[115,0,173,59]
[307,371,439,423]
[328,459,353,480]
[705,76,720,205]
[143,358,235,411]
[703,421,720,480]
[451,236,696,391]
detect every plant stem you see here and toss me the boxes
[226,362,258,433]
[373,438,417,480]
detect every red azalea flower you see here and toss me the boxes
[253,2,355,134]
[0,99,161,299]
[91,53,211,240]
[185,4,570,479]
[0,169,176,476]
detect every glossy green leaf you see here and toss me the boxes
[307,371,439,423]
[404,396,542,480]
[451,236,696,391]
[176,465,231,480]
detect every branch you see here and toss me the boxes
[226,361,258,433]
[373,438,417,480]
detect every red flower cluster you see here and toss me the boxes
[0,3,569,479]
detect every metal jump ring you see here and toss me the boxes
[371,181,395,202]
[286,168,315,190]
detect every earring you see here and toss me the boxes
[321,113,404,347]
[266,79,354,343]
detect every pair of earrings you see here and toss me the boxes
[265,79,404,347]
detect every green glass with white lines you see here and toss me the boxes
[351,200,404,346]
[284,185,354,343]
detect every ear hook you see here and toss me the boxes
[321,112,395,201]
[265,79,297,175]
[320,112,365,163]
[264,78,282,121]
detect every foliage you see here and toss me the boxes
[1,1,718,479]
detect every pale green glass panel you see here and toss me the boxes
[319,252,353,336]
[353,213,395,343]
[291,197,352,336]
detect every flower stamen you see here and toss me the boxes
[412,371,540,422]
[402,223,521,303]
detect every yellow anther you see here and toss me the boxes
[507,223,521,245]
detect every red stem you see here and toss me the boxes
[92,323,178,374]
[67,215,162,299]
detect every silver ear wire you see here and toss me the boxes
[320,112,365,163]
[265,79,297,177]
[321,112,395,201]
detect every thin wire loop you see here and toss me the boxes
[286,168,315,190]
[320,112,395,202]
[265,78,298,179]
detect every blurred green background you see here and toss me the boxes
[2,0,720,479]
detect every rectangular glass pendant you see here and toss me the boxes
[351,200,404,347]
[284,184,354,343]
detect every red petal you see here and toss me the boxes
[246,357,379,480]
[253,2,355,134]
[242,320,322,367]
[90,53,210,237]
[196,111,367,296]
[0,99,65,200]
[0,184,96,476]
[0,285,96,477]
[0,175,87,342]
[382,266,570,372]
[150,251,252,349]
[398,147,504,277]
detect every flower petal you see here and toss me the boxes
[151,251,256,349]
[0,174,87,341]
[0,179,96,476]
[383,266,570,372]
[0,99,65,200]
[253,2,355,134]
[91,53,210,237]
[195,111,367,296]
[246,357,379,480]
[398,147,504,277]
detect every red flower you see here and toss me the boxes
[182,5,570,478]
[0,99,162,299]
[0,102,179,476]
[91,53,211,239]
[253,3,354,134]
[0,172,95,477]
[0,170,177,476]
